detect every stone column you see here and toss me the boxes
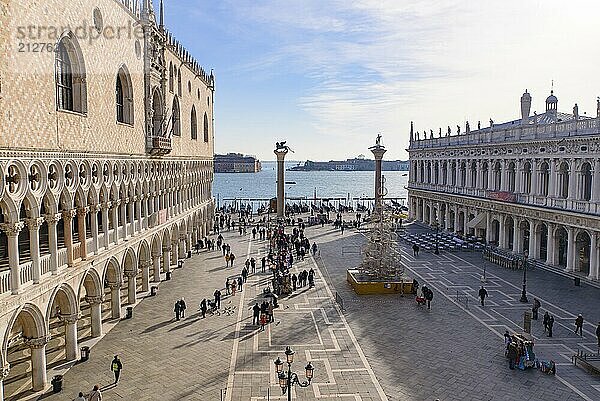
[89,205,99,255]
[125,271,137,305]
[109,283,122,319]
[592,160,600,203]
[135,196,142,232]
[453,207,459,233]
[0,222,24,294]
[528,220,536,259]
[121,199,128,239]
[85,295,103,337]
[163,247,171,273]
[102,202,111,249]
[445,204,451,230]
[1,363,10,401]
[566,226,575,272]
[498,216,505,248]
[487,160,494,190]
[128,199,135,234]
[546,224,556,265]
[77,207,88,260]
[44,214,60,274]
[62,210,76,267]
[515,161,522,193]
[530,160,538,196]
[512,220,520,253]
[548,160,557,197]
[141,260,150,291]
[485,211,492,243]
[24,336,48,391]
[463,208,469,235]
[62,313,79,361]
[421,201,426,223]
[568,161,578,201]
[588,232,598,280]
[25,217,44,284]
[153,253,162,282]
[274,147,289,218]
[111,201,120,245]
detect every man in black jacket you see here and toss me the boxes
[478,286,488,307]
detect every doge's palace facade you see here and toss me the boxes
[408,90,600,282]
[0,1,215,398]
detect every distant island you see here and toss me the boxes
[288,155,409,171]
[214,153,262,173]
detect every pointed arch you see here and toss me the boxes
[171,97,181,137]
[55,32,87,113]
[190,105,197,140]
[203,112,209,142]
[116,64,134,124]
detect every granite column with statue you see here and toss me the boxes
[369,135,387,210]
[274,145,290,219]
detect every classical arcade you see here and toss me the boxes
[408,90,600,280]
[0,1,215,399]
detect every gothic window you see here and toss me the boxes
[116,66,134,124]
[481,162,489,189]
[169,62,174,92]
[470,162,477,188]
[493,162,502,190]
[426,162,432,184]
[433,163,439,185]
[558,162,569,199]
[177,69,182,96]
[203,112,209,142]
[191,106,197,140]
[152,89,163,136]
[507,162,516,192]
[55,35,87,113]
[539,162,549,196]
[171,97,181,136]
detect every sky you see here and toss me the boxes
[162,0,600,161]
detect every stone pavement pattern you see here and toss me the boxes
[36,218,600,401]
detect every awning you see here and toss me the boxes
[467,212,486,229]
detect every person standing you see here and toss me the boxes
[424,287,433,310]
[225,253,230,267]
[111,355,123,384]
[507,343,517,370]
[252,303,261,325]
[242,267,248,283]
[174,300,181,321]
[575,314,584,336]
[214,289,221,309]
[267,301,274,323]
[88,385,102,401]
[596,322,600,347]
[75,392,86,401]
[532,298,541,320]
[543,311,550,333]
[292,274,297,291]
[251,258,256,274]
[225,278,230,295]
[547,314,555,337]
[237,276,243,292]
[230,253,236,267]
[200,299,207,318]
[261,256,266,273]
[340,224,345,235]
[478,286,488,307]
[179,298,187,318]
[413,244,419,257]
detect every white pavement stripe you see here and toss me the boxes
[555,374,595,401]
[224,237,253,401]
[310,256,389,401]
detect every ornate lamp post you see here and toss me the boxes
[274,347,314,401]
[434,222,440,255]
[519,249,529,303]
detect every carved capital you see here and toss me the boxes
[62,209,77,221]
[113,200,122,207]
[43,213,62,225]
[77,207,90,217]
[60,313,81,324]
[108,282,121,290]
[85,295,104,305]
[89,204,100,213]
[164,246,172,253]
[124,270,137,278]
[23,335,50,349]
[0,222,24,237]
[152,252,162,259]
[1,363,10,379]
[25,217,45,231]
[101,202,112,210]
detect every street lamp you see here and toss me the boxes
[274,347,314,401]
[434,222,440,255]
[519,249,529,303]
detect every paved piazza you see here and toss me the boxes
[36,220,599,401]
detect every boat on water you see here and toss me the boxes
[285,181,296,184]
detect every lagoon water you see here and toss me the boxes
[213,161,409,206]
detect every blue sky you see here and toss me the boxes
[162,0,600,161]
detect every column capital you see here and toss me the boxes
[85,295,104,305]
[60,312,81,324]
[124,270,137,279]
[101,201,112,210]
[164,246,172,252]
[25,217,45,231]
[113,199,122,207]
[23,335,50,349]
[0,221,24,237]
[89,204,100,213]
[1,363,10,379]
[108,282,121,290]
[43,213,62,225]
[62,209,77,221]
[133,195,139,202]
[152,252,162,259]
[77,207,90,217]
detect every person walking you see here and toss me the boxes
[88,385,102,401]
[292,274,297,291]
[241,267,248,283]
[74,391,86,401]
[200,299,207,318]
[252,303,261,325]
[478,286,488,307]
[424,287,433,310]
[230,253,236,267]
[596,322,600,347]
[340,224,345,235]
[532,298,541,320]
[547,314,555,337]
[237,276,243,292]
[575,314,584,336]
[267,301,274,323]
[179,298,187,318]
[214,289,221,309]
[413,244,419,257]
[225,278,230,295]
[507,342,518,370]
[543,311,550,333]
[225,253,230,267]
[261,256,266,273]
[111,355,123,384]
[174,300,181,321]
[250,257,256,274]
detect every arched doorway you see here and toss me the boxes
[537,223,548,261]
[45,284,79,369]
[575,231,591,275]
[555,226,568,267]
[504,217,514,250]
[490,219,500,246]
[102,259,122,320]
[78,269,103,341]
[519,220,530,254]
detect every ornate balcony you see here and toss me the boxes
[148,136,172,156]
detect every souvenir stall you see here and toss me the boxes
[508,333,536,370]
